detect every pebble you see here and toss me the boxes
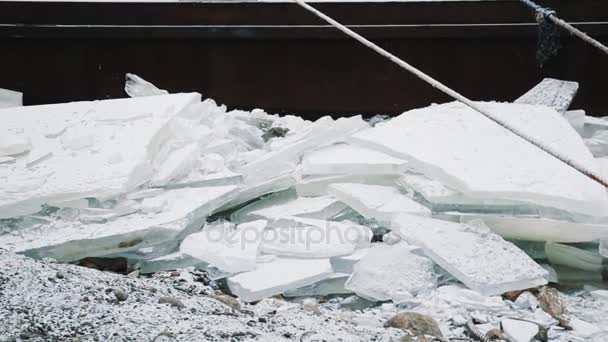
[384,312,443,340]
[209,294,241,311]
[158,296,185,309]
[112,288,128,302]
[55,271,64,279]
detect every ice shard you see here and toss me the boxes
[180,220,268,273]
[0,93,202,218]
[515,78,579,113]
[139,252,206,274]
[124,73,169,98]
[216,174,296,212]
[301,143,407,176]
[349,101,608,216]
[0,185,237,262]
[226,257,333,302]
[545,242,604,273]
[344,242,436,302]
[392,214,548,295]
[328,183,430,222]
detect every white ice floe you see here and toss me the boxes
[0,93,201,218]
[180,220,268,273]
[392,214,548,295]
[0,185,237,261]
[328,183,430,222]
[301,143,407,176]
[349,101,608,216]
[227,257,333,302]
[283,273,351,297]
[344,242,436,302]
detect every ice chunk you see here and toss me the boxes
[124,73,168,98]
[283,273,351,297]
[349,101,608,216]
[231,189,346,223]
[344,243,436,302]
[149,142,201,186]
[261,217,372,258]
[392,214,548,295]
[545,242,604,272]
[180,220,267,273]
[330,247,370,274]
[301,143,407,176]
[0,185,237,262]
[0,87,22,108]
[501,319,539,342]
[227,257,333,302]
[328,183,430,222]
[296,173,398,197]
[515,78,579,113]
[0,93,202,218]
[239,115,367,183]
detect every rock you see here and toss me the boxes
[55,271,64,279]
[301,302,321,315]
[209,294,241,311]
[384,312,443,340]
[535,286,570,328]
[112,288,128,302]
[158,296,185,309]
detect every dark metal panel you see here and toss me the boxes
[0,0,607,118]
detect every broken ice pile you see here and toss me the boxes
[2,75,608,305]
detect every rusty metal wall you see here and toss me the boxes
[1,0,607,118]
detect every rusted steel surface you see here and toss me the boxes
[1,1,607,118]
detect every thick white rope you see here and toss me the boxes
[293,0,608,189]
[520,0,608,57]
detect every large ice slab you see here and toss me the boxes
[515,78,579,113]
[180,220,267,273]
[392,214,548,295]
[0,93,202,218]
[139,251,204,274]
[0,185,237,262]
[230,189,346,223]
[261,217,372,258]
[0,88,22,108]
[301,143,407,176]
[328,183,430,222]
[344,242,436,302]
[226,257,333,302]
[349,101,608,216]
[216,174,295,212]
[458,214,608,242]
